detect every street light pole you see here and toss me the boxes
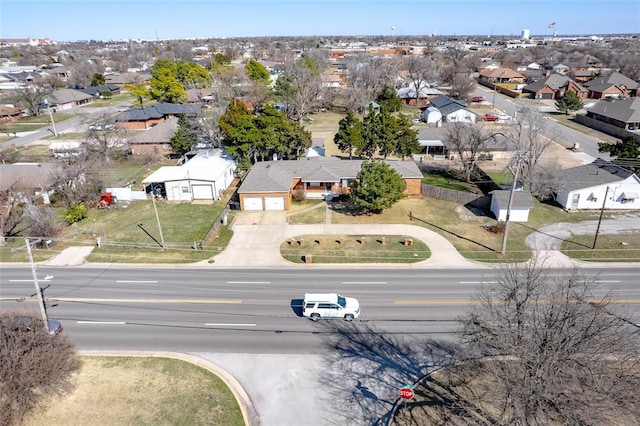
[44,99,57,137]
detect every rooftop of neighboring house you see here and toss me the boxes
[557,158,636,192]
[587,97,640,123]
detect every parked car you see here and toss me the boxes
[484,114,499,122]
[496,112,512,121]
[472,96,485,103]
[89,123,116,131]
[302,293,360,321]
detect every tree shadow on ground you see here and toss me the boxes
[316,321,463,426]
[412,214,497,252]
[515,222,592,249]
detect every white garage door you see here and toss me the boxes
[243,197,263,211]
[192,184,214,200]
[265,196,285,210]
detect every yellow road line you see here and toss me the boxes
[394,299,640,305]
[0,297,242,304]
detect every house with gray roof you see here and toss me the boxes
[585,97,640,131]
[428,95,476,124]
[583,72,639,99]
[128,117,178,156]
[237,157,422,211]
[521,74,588,100]
[45,88,93,111]
[555,158,640,210]
[115,102,201,130]
[0,162,56,205]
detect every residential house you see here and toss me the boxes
[45,88,93,111]
[490,190,535,222]
[128,117,178,156]
[585,97,640,131]
[237,157,422,211]
[555,158,640,210]
[479,68,526,85]
[115,102,200,130]
[105,72,151,87]
[0,162,56,204]
[77,84,121,98]
[0,105,22,122]
[429,95,476,124]
[521,74,589,100]
[142,149,236,202]
[583,72,639,99]
[397,82,444,106]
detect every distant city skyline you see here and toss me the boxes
[1,0,639,42]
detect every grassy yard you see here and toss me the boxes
[3,113,74,134]
[22,356,244,426]
[81,92,134,107]
[560,232,640,262]
[324,196,601,263]
[281,234,430,263]
[550,113,619,145]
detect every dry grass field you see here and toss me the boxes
[22,356,244,426]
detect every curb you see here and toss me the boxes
[79,350,259,426]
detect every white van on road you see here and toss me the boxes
[303,293,360,321]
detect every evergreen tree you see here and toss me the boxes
[360,104,383,159]
[375,84,402,113]
[599,136,640,159]
[392,113,420,160]
[351,160,406,214]
[555,91,583,114]
[90,73,105,86]
[170,115,197,155]
[334,112,363,159]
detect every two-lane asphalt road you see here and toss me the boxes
[2,266,638,353]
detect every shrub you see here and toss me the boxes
[65,204,88,225]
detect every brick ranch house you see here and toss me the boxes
[237,157,422,211]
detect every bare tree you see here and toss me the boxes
[0,311,81,426]
[459,259,640,425]
[402,56,438,105]
[21,201,61,242]
[344,54,399,113]
[84,117,130,161]
[48,157,108,206]
[13,87,48,117]
[444,122,499,183]
[508,105,556,196]
[276,52,324,122]
[449,73,476,100]
[0,187,24,246]
[68,59,101,88]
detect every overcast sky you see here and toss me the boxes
[2,0,639,42]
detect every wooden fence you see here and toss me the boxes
[421,184,491,209]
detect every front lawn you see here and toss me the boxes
[561,233,640,262]
[281,234,430,263]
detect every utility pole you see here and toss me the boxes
[592,186,609,249]
[151,190,165,248]
[44,99,57,137]
[501,154,524,255]
[24,238,50,334]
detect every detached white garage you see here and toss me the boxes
[265,196,285,210]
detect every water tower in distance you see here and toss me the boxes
[521,29,530,40]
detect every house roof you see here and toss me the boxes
[557,158,635,192]
[237,157,422,194]
[116,103,200,122]
[491,190,535,209]
[523,74,587,93]
[129,117,178,144]
[587,97,640,123]
[0,162,56,192]
[77,84,120,96]
[141,149,234,184]
[48,88,93,105]
[479,68,526,79]
[584,71,639,92]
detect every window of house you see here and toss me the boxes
[182,186,189,193]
